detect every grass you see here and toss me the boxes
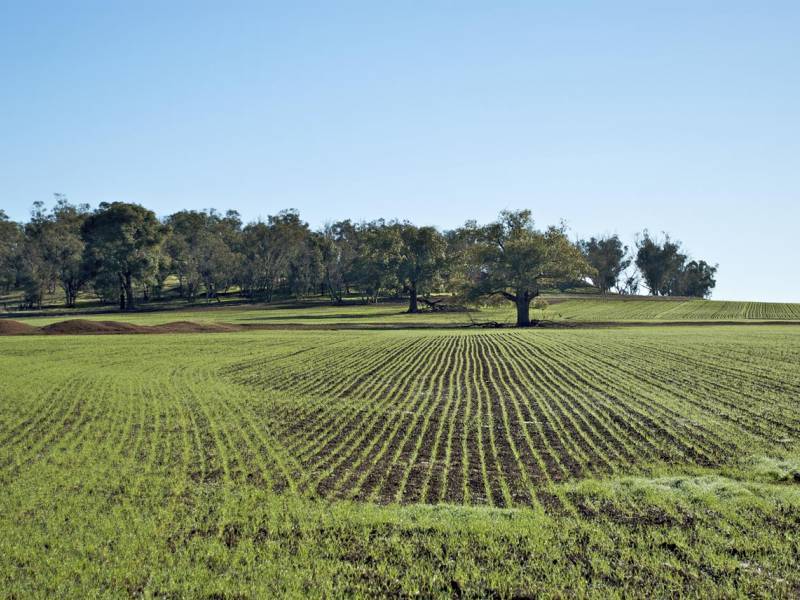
[7,300,513,327]
[1,324,800,597]
[5,293,800,329]
[547,296,800,321]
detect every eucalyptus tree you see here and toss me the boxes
[82,202,165,310]
[239,210,311,301]
[464,210,591,327]
[165,210,240,301]
[47,196,90,307]
[635,232,716,297]
[349,220,402,303]
[579,235,631,295]
[0,210,23,294]
[318,220,359,303]
[397,223,447,312]
[675,260,717,298]
[635,232,685,296]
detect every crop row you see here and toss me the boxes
[2,327,798,513]
[548,298,800,321]
[226,327,800,508]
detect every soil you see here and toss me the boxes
[0,319,244,336]
[41,319,143,334]
[0,320,37,335]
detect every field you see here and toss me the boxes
[6,294,800,330]
[547,297,800,322]
[2,323,800,597]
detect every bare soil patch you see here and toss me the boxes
[0,319,243,336]
[41,319,143,334]
[0,320,37,335]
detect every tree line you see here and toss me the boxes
[0,198,717,326]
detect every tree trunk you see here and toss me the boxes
[407,282,418,313]
[118,273,126,310]
[124,273,135,310]
[515,295,531,327]
[63,282,76,308]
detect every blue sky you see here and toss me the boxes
[1,1,798,301]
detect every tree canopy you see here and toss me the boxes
[579,235,631,294]
[396,224,447,313]
[635,231,717,298]
[464,210,592,326]
[81,202,165,310]
[0,199,719,324]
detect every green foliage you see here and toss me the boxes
[635,232,717,298]
[318,220,359,303]
[165,209,241,301]
[676,260,718,298]
[2,199,724,311]
[464,210,592,325]
[396,223,447,312]
[29,195,90,307]
[349,220,403,303]
[239,210,321,301]
[0,210,23,292]
[579,235,631,293]
[82,202,165,310]
[635,231,686,295]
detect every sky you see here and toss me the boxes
[1,1,798,301]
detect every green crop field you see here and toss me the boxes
[2,324,800,597]
[547,297,800,322]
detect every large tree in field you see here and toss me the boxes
[397,223,446,313]
[466,210,591,327]
[82,202,165,310]
[579,235,631,295]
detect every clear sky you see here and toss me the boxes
[1,1,798,301]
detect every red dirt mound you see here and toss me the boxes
[40,319,145,335]
[0,320,38,335]
[150,321,237,333]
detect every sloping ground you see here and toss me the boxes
[0,320,36,335]
[0,319,242,335]
[545,297,800,321]
[40,319,143,334]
